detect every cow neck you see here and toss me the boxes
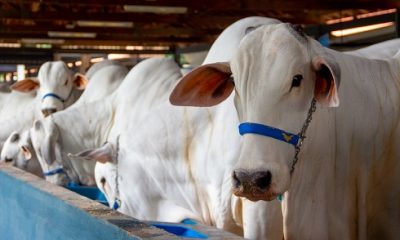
[112,135,121,210]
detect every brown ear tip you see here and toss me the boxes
[169,93,180,106]
[169,96,178,106]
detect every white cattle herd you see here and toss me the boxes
[1,17,400,239]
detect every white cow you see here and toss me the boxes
[72,60,127,106]
[30,58,181,186]
[347,38,400,58]
[9,61,85,116]
[0,61,86,149]
[170,23,400,239]
[0,130,42,177]
[0,61,128,177]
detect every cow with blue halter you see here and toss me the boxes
[10,61,86,117]
[0,61,86,143]
[170,23,400,239]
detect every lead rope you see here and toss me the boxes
[277,98,317,202]
[112,135,121,210]
[290,98,317,174]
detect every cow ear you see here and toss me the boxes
[10,132,19,143]
[21,145,32,161]
[312,57,340,107]
[170,62,234,107]
[10,79,40,93]
[70,142,115,163]
[73,73,88,90]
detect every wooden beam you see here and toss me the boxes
[0,46,170,55]
[305,12,396,37]
[0,8,313,24]
[243,0,400,10]
[0,0,191,6]
[0,24,222,37]
[0,9,180,23]
[0,32,212,45]
[0,0,398,10]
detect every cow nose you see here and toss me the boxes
[42,108,57,117]
[232,170,272,192]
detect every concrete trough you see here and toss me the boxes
[0,163,243,240]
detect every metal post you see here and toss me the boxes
[172,46,181,67]
[80,54,91,73]
[396,8,400,38]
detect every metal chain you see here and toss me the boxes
[290,98,317,174]
[113,135,121,210]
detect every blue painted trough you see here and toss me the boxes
[0,163,243,240]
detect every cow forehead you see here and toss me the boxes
[231,25,309,89]
[237,24,307,58]
[38,61,71,86]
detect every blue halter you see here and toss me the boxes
[43,167,65,177]
[42,93,65,103]
[239,122,299,202]
[237,99,317,202]
[239,122,301,146]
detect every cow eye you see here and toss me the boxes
[63,79,68,86]
[291,74,303,89]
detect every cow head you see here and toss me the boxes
[30,119,76,185]
[11,61,88,117]
[69,142,119,209]
[1,131,31,167]
[0,131,21,165]
[1,130,43,177]
[170,23,340,201]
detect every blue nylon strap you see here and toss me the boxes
[42,93,65,103]
[43,167,65,177]
[239,122,300,146]
[112,199,121,210]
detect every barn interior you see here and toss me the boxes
[0,1,400,239]
[0,0,399,81]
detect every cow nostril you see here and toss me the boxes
[232,171,241,188]
[254,171,272,190]
[4,157,13,163]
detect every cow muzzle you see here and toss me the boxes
[232,170,277,201]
